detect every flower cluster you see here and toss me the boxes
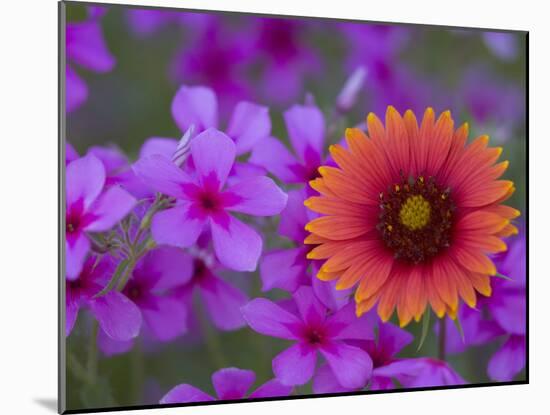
[64,5,526,410]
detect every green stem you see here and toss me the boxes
[131,338,145,402]
[68,352,93,384]
[438,317,447,362]
[87,321,99,383]
[116,258,136,291]
[197,308,226,369]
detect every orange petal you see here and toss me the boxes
[397,285,414,327]
[304,233,328,245]
[317,269,341,281]
[307,239,357,260]
[468,272,492,297]
[336,243,391,290]
[426,270,446,318]
[385,106,411,175]
[354,251,395,302]
[432,258,459,311]
[457,211,510,234]
[305,196,373,216]
[405,265,427,322]
[356,293,380,317]
[447,260,477,308]
[459,180,514,208]
[458,234,507,253]
[377,277,399,322]
[451,246,497,275]
[305,215,373,241]
[495,223,519,238]
[366,112,386,143]
[426,110,454,175]
[309,177,337,197]
[319,166,375,205]
[321,240,379,272]
[484,205,521,220]
[437,122,469,184]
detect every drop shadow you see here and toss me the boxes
[34,398,57,413]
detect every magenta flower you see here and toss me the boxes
[458,65,524,135]
[66,255,141,341]
[250,103,327,187]
[260,189,351,310]
[171,85,271,156]
[440,230,526,381]
[250,17,322,106]
[139,84,271,185]
[66,142,79,165]
[171,27,253,112]
[133,128,287,271]
[260,189,310,292]
[66,8,115,112]
[160,367,292,404]
[482,32,520,62]
[242,286,374,388]
[87,145,149,198]
[313,321,414,392]
[397,358,466,388]
[486,234,526,381]
[122,247,192,342]
[175,251,248,331]
[66,154,136,279]
[126,8,214,37]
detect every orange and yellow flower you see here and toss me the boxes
[304,106,519,327]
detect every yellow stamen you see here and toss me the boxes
[399,195,431,231]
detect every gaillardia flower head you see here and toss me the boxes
[305,106,519,326]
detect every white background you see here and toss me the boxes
[0,0,545,413]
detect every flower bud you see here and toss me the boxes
[172,125,196,167]
[336,66,367,113]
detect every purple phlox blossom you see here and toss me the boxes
[170,26,254,112]
[142,85,271,184]
[133,128,287,272]
[457,65,524,137]
[87,144,149,198]
[66,154,136,279]
[126,9,215,37]
[482,32,520,62]
[249,17,322,106]
[66,8,115,112]
[66,142,79,165]
[440,230,526,382]
[242,286,374,388]
[171,85,271,156]
[488,230,526,354]
[313,320,415,393]
[338,23,447,115]
[66,255,141,341]
[173,237,249,331]
[124,246,192,340]
[260,188,352,311]
[160,367,292,404]
[397,358,466,388]
[97,246,193,356]
[250,103,330,189]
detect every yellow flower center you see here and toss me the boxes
[399,195,431,231]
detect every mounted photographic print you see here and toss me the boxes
[59,1,528,413]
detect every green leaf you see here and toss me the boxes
[93,259,129,298]
[494,272,514,281]
[79,379,116,408]
[453,315,465,343]
[417,309,431,351]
